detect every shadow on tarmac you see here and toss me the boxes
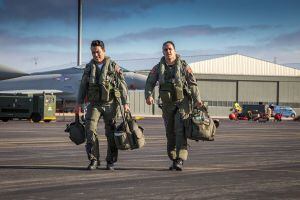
[0,165,87,171]
[0,165,170,171]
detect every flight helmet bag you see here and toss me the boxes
[65,114,86,145]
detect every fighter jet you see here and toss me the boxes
[0,64,28,80]
[0,64,147,101]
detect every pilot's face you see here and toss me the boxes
[91,46,105,63]
[162,43,176,64]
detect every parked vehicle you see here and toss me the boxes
[0,93,56,122]
[273,106,296,118]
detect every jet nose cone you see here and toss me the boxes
[127,73,147,90]
[134,73,147,90]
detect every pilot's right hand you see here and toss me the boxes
[74,104,82,114]
[146,96,154,105]
[195,101,203,108]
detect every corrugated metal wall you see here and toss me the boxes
[127,80,299,117]
[128,90,152,115]
[238,81,277,102]
[279,82,300,103]
[197,81,236,101]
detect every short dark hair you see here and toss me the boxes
[162,41,175,49]
[91,40,105,50]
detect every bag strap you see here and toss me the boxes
[115,97,130,132]
[75,113,80,124]
[125,111,134,121]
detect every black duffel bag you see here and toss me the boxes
[65,114,86,145]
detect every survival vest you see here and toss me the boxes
[86,57,119,102]
[158,55,189,103]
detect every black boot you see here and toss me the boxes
[87,160,98,170]
[106,162,115,170]
[169,160,177,170]
[174,159,183,171]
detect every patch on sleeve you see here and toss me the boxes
[186,66,193,74]
[150,66,156,74]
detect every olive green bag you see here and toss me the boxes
[184,106,218,141]
[114,110,145,150]
[125,112,145,149]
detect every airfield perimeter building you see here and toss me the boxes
[189,54,300,116]
[131,53,300,116]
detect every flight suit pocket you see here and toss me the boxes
[100,81,110,102]
[159,83,174,104]
[88,84,100,102]
[174,85,184,101]
[159,90,172,104]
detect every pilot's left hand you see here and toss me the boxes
[74,103,82,115]
[123,104,130,112]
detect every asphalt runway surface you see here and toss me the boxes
[0,117,299,200]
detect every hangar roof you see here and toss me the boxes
[189,54,300,76]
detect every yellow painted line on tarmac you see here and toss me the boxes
[134,116,144,120]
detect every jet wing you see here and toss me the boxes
[0,89,63,95]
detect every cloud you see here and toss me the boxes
[0,0,192,23]
[0,0,76,23]
[225,30,300,63]
[107,25,243,43]
[0,29,76,48]
[228,29,300,51]
[268,30,300,47]
[248,24,281,30]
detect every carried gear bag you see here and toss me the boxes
[126,112,145,148]
[65,114,86,145]
[114,100,145,150]
[185,106,218,141]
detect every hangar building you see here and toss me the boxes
[189,54,300,116]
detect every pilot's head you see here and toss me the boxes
[162,41,176,65]
[90,40,106,64]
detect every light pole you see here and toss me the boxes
[77,0,83,66]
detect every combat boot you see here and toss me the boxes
[174,159,183,171]
[106,162,115,170]
[87,160,98,170]
[169,160,177,170]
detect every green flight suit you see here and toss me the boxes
[145,55,201,161]
[77,57,129,164]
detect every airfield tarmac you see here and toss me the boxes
[0,117,299,200]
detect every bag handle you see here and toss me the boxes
[115,97,130,132]
[125,110,134,121]
[197,104,208,112]
[75,113,80,124]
